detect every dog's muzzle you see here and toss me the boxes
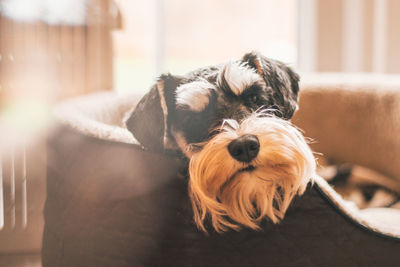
[188,114,316,233]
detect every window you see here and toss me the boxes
[113,0,297,94]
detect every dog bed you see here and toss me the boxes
[43,76,400,266]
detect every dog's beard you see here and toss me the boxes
[188,115,316,233]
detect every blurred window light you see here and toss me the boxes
[113,0,297,94]
[0,0,88,25]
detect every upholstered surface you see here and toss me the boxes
[295,73,400,181]
[43,126,400,267]
[43,74,400,266]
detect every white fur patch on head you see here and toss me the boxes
[176,80,214,112]
[217,61,261,95]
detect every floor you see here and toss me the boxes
[0,253,41,267]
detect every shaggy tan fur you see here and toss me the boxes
[188,114,316,232]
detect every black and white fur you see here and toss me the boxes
[126,51,300,157]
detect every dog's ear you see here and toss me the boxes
[125,74,181,152]
[242,51,300,119]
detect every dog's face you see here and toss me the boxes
[126,52,299,155]
[126,52,315,232]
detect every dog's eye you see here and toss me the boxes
[248,94,258,103]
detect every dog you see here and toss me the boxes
[125,52,316,233]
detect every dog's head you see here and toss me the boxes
[126,52,300,155]
[126,52,315,232]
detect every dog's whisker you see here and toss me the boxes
[255,105,269,114]
[255,107,283,118]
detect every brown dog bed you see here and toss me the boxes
[43,74,400,266]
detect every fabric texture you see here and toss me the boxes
[43,127,400,267]
[43,75,400,266]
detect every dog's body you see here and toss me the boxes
[126,52,316,232]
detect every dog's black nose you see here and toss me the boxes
[228,135,260,163]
